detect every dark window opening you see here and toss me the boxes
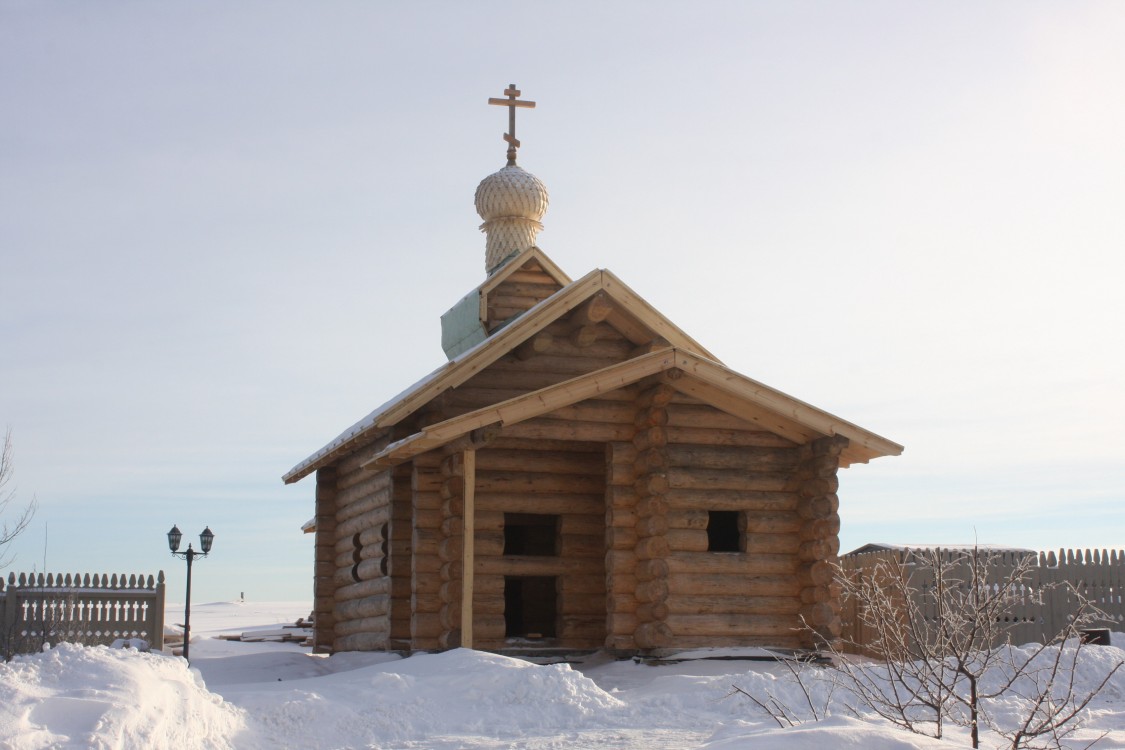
[505,576,558,638]
[708,510,742,552]
[504,513,560,556]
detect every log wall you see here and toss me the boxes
[483,261,562,332]
[656,394,809,650]
[327,435,394,652]
[432,437,611,651]
[793,434,848,648]
[312,466,338,652]
[410,452,444,649]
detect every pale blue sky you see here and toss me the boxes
[2,1,1123,605]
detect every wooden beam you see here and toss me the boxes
[461,449,475,648]
[362,348,678,469]
[667,352,903,462]
[361,346,901,473]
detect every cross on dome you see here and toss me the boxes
[488,83,536,166]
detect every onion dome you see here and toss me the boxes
[475,164,549,274]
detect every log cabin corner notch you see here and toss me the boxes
[284,84,903,656]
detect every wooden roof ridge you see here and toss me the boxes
[283,268,719,484]
[363,347,904,471]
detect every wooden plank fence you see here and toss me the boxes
[1,570,165,658]
[840,548,1125,652]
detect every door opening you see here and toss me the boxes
[504,575,558,639]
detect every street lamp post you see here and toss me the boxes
[167,525,214,662]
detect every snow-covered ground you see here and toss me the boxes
[1,601,1123,749]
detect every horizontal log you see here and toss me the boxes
[666,468,791,492]
[665,426,798,448]
[666,509,710,530]
[635,536,670,560]
[606,461,636,488]
[334,576,391,603]
[334,631,388,652]
[745,512,802,535]
[487,437,606,455]
[490,278,561,297]
[664,489,797,512]
[469,573,506,596]
[407,593,436,616]
[665,404,763,431]
[665,552,797,576]
[475,556,601,577]
[558,618,607,643]
[665,445,799,472]
[744,533,801,556]
[635,558,669,582]
[336,479,391,518]
[797,476,840,500]
[412,528,441,558]
[561,514,607,537]
[475,448,606,476]
[413,507,444,530]
[466,592,507,615]
[607,526,637,550]
[636,516,669,538]
[636,496,668,518]
[607,611,638,637]
[666,528,708,553]
[476,492,603,516]
[606,573,637,599]
[487,350,626,376]
[560,533,605,559]
[799,514,840,541]
[797,537,840,561]
[667,573,800,598]
[666,613,798,638]
[411,612,443,641]
[636,602,669,622]
[336,594,390,622]
[475,472,605,495]
[336,436,390,473]
[606,502,637,528]
[336,506,392,540]
[336,451,389,487]
[797,493,840,520]
[333,525,386,556]
[635,621,674,649]
[411,569,443,597]
[558,591,606,614]
[636,579,668,604]
[334,615,391,638]
[560,574,607,595]
[605,550,637,575]
[667,595,800,616]
[502,418,635,443]
[334,546,383,570]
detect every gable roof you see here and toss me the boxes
[283,269,719,484]
[362,347,903,471]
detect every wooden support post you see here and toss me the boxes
[460,449,476,648]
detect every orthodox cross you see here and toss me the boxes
[488,83,536,166]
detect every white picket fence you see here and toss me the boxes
[1,570,166,658]
[840,548,1125,651]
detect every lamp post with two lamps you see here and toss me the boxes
[167,525,214,662]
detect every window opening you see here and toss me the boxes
[504,513,559,556]
[707,510,742,552]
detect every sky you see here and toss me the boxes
[1,1,1123,605]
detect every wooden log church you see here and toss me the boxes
[284,85,903,655]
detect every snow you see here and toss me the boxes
[2,601,1124,749]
